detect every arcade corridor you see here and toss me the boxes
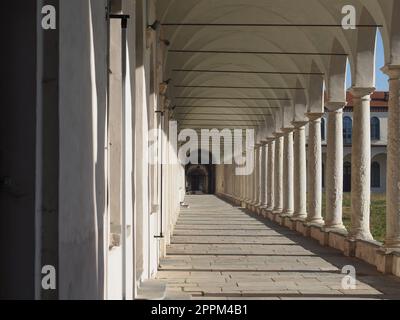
[157,195,400,299]
[3,0,400,300]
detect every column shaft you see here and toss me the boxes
[273,136,284,213]
[250,149,255,203]
[307,116,324,224]
[350,88,373,240]
[254,147,260,204]
[384,66,400,248]
[293,126,307,219]
[260,144,268,206]
[325,107,345,228]
[266,141,275,211]
[282,132,294,215]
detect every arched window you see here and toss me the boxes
[371,162,381,188]
[321,118,326,141]
[343,161,351,192]
[371,117,380,140]
[343,117,352,145]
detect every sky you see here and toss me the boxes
[346,31,389,91]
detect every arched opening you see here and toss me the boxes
[185,150,216,195]
[371,161,381,188]
[343,161,352,192]
[346,57,352,90]
[186,165,210,194]
[371,117,381,140]
[343,117,353,145]
[374,29,389,92]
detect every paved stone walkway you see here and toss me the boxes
[157,195,400,300]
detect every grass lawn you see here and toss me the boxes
[322,193,386,242]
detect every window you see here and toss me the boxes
[371,117,380,140]
[343,117,352,145]
[371,162,381,188]
[321,118,326,141]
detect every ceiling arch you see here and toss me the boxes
[156,0,393,136]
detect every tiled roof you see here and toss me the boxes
[346,91,389,108]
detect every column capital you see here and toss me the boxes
[350,87,375,98]
[291,120,308,128]
[326,101,346,111]
[273,132,284,138]
[306,112,324,121]
[281,127,294,134]
[381,64,400,79]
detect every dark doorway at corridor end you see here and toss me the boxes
[185,164,215,195]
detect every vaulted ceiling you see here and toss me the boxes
[156,0,399,141]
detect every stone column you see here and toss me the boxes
[251,148,256,203]
[246,163,251,202]
[266,140,275,212]
[247,149,254,204]
[383,65,400,248]
[249,148,255,203]
[233,165,238,199]
[325,103,345,229]
[260,144,268,207]
[240,173,245,201]
[240,172,246,201]
[254,146,261,204]
[282,130,294,216]
[292,123,307,219]
[349,87,374,240]
[257,145,263,205]
[273,136,284,214]
[306,114,324,224]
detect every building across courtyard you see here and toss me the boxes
[321,91,388,194]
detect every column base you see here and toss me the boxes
[280,210,294,217]
[271,209,283,223]
[348,230,374,242]
[262,207,274,218]
[279,212,293,226]
[384,238,400,249]
[306,218,324,226]
[324,224,347,232]
[256,204,267,214]
[290,216,306,232]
